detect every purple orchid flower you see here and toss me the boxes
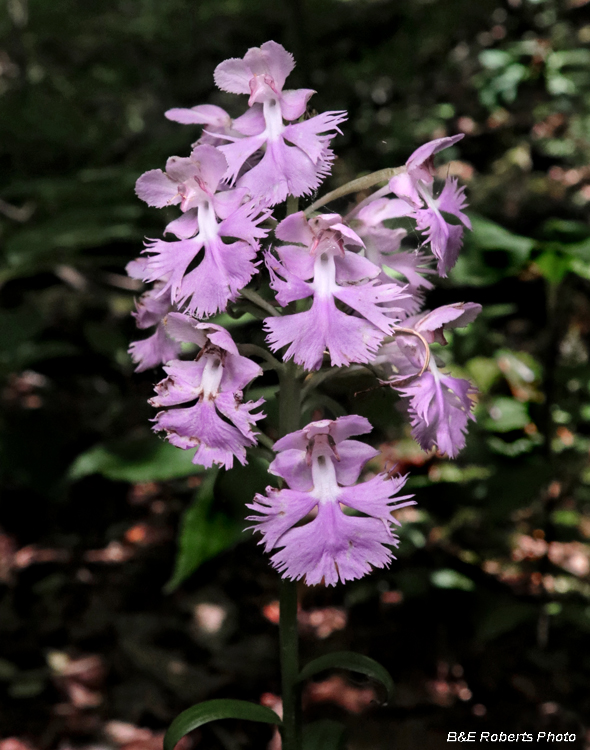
[212,41,347,205]
[378,302,481,456]
[388,135,471,277]
[354,197,435,316]
[396,364,477,458]
[264,211,410,370]
[247,416,415,586]
[150,313,265,470]
[136,144,271,318]
[126,258,181,372]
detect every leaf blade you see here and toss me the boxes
[164,699,282,750]
[298,651,394,703]
[164,468,242,592]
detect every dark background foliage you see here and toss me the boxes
[2,0,590,747]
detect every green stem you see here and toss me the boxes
[279,578,300,750]
[277,358,302,750]
[304,165,405,216]
[238,343,283,370]
[256,431,276,452]
[278,360,302,437]
[240,288,282,318]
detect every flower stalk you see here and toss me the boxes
[277,359,302,750]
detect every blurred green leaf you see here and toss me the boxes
[163,699,281,750]
[427,463,493,484]
[482,397,530,432]
[302,720,346,750]
[477,603,537,643]
[533,250,572,284]
[470,215,535,259]
[479,49,513,71]
[0,658,18,681]
[466,357,502,394]
[165,469,242,592]
[551,510,579,526]
[487,436,539,456]
[430,569,475,591]
[4,207,142,270]
[0,306,44,353]
[453,215,535,285]
[68,434,203,483]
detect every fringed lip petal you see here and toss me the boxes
[264,297,385,370]
[249,416,414,586]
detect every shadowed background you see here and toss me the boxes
[1,0,590,747]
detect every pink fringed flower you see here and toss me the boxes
[355,198,433,288]
[150,314,265,469]
[126,258,181,372]
[213,41,347,205]
[354,197,434,316]
[388,135,471,277]
[264,211,409,370]
[247,416,415,586]
[378,302,481,456]
[136,144,270,318]
[396,364,477,458]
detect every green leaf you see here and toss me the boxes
[452,215,535,286]
[482,397,530,433]
[477,603,537,643]
[164,699,282,750]
[569,258,590,281]
[298,651,394,704]
[551,509,579,526]
[466,357,502,394]
[431,569,475,591]
[479,49,513,70]
[68,434,204,483]
[470,215,535,259]
[165,469,242,592]
[533,250,571,284]
[302,720,346,750]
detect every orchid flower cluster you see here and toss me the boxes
[128,40,480,587]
